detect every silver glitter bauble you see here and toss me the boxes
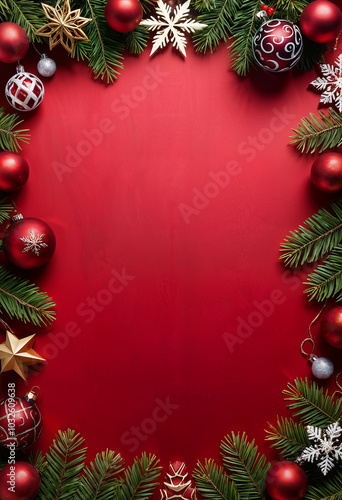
[37,54,56,78]
[311,356,334,379]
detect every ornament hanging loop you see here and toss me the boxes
[0,318,13,333]
[300,337,315,359]
[333,372,342,398]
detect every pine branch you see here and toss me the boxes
[193,459,239,500]
[305,467,342,500]
[37,429,87,500]
[265,417,310,459]
[0,266,56,326]
[125,26,149,55]
[192,0,216,13]
[6,0,46,42]
[304,245,342,301]
[0,108,30,153]
[120,453,162,500]
[283,378,342,427]
[297,37,327,72]
[280,199,342,268]
[220,432,269,500]
[290,108,342,154]
[28,451,48,474]
[273,0,308,21]
[77,450,124,500]
[0,194,14,224]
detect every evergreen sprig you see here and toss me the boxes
[0,108,30,152]
[193,459,238,500]
[305,245,342,301]
[120,453,162,500]
[305,467,342,500]
[28,451,48,474]
[0,194,14,223]
[265,417,310,459]
[273,0,308,21]
[125,26,150,55]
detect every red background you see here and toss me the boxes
[1,29,342,474]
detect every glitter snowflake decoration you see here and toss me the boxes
[140,0,207,57]
[20,230,48,256]
[297,422,342,475]
[310,54,342,113]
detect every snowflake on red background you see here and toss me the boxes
[309,54,342,113]
[20,230,48,256]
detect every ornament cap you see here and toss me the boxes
[16,64,25,73]
[41,54,48,59]
[11,213,23,222]
[308,354,317,363]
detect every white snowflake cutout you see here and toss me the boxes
[140,0,207,57]
[20,230,48,256]
[310,54,342,113]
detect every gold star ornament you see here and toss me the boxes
[36,0,92,53]
[0,331,45,381]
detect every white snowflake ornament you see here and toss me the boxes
[140,0,207,57]
[20,230,48,256]
[310,54,342,113]
[297,422,342,475]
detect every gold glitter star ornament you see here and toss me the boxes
[36,0,92,53]
[0,331,45,381]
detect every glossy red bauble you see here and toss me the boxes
[265,461,308,500]
[0,152,29,192]
[0,22,29,63]
[105,0,143,32]
[310,152,342,193]
[321,306,342,349]
[0,462,40,500]
[300,0,342,44]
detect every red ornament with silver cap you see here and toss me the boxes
[5,65,44,112]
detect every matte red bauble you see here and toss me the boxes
[0,152,29,192]
[0,22,29,63]
[311,152,342,193]
[3,215,56,269]
[265,461,308,500]
[105,0,143,32]
[300,0,342,43]
[0,462,40,500]
[321,306,342,349]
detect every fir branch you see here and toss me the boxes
[265,417,310,459]
[0,108,30,153]
[304,245,342,301]
[6,0,46,41]
[220,432,269,500]
[120,453,162,500]
[192,0,216,13]
[193,459,239,500]
[273,0,308,22]
[125,26,149,55]
[0,1,10,19]
[283,378,342,427]
[37,429,87,500]
[28,451,48,474]
[296,37,327,72]
[0,266,56,326]
[305,467,342,500]
[290,108,342,154]
[280,199,342,268]
[0,194,14,223]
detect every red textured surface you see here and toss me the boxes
[0,36,342,472]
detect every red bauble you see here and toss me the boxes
[300,0,342,43]
[0,389,42,450]
[0,22,29,64]
[3,215,56,269]
[311,152,342,193]
[321,306,342,349]
[253,20,303,73]
[0,152,29,192]
[105,0,143,32]
[265,462,308,500]
[5,65,44,112]
[0,462,40,500]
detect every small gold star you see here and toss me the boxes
[0,331,45,381]
[36,0,92,53]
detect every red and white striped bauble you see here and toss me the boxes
[5,65,44,112]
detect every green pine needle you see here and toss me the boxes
[273,0,308,21]
[0,194,14,223]
[3,0,46,41]
[120,453,162,500]
[220,432,269,500]
[305,467,342,500]
[0,108,30,153]
[296,37,327,73]
[192,0,217,13]
[193,459,239,500]
[265,417,310,459]
[125,26,150,55]
[304,245,342,301]
[28,451,48,474]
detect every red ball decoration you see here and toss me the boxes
[311,152,342,193]
[321,306,342,349]
[300,0,342,43]
[0,462,40,500]
[253,20,303,72]
[3,214,56,270]
[105,0,143,32]
[5,65,44,112]
[0,389,42,450]
[0,152,29,192]
[265,461,308,500]
[0,22,29,64]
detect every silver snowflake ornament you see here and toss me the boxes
[20,230,48,256]
[140,0,207,57]
[310,53,342,113]
[297,422,342,475]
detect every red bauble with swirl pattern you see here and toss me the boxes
[0,22,29,63]
[265,461,308,500]
[253,19,303,72]
[300,0,342,44]
[0,462,41,500]
[105,0,143,32]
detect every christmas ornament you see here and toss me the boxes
[0,330,45,380]
[5,65,44,112]
[300,0,342,44]
[0,22,29,63]
[297,422,342,475]
[140,0,207,57]
[3,214,56,269]
[321,306,342,349]
[105,0,143,33]
[36,0,92,54]
[310,54,342,113]
[253,19,303,73]
[311,152,342,193]
[0,151,29,192]
[0,462,40,500]
[0,388,42,449]
[160,461,197,500]
[265,461,308,500]
[37,53,57,77]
